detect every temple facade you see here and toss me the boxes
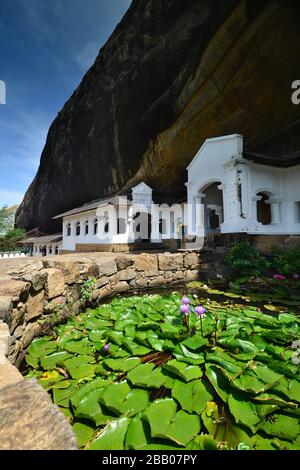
[21,134,300,256]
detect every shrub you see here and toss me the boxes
[224,241,270,277]
[270,247,300,277]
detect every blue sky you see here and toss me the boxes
[0,0,132,207]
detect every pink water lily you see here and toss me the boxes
[194,305,207,318]
[274,274,286,280]
[293,274,300,280]
[180,304,190,316]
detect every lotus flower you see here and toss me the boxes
[293,274,300,280]
[103,343,110,352]
[195,305,206,318]
[273,274,286,280]
[181,296,190,305]
[180,304,190,316]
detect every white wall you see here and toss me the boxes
[186,134,300,236]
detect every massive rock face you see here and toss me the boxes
[16,0,300,233]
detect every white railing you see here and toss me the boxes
[0,252,28,260]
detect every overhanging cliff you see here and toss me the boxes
[16,0,300,233]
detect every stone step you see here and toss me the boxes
[0,378,77,450]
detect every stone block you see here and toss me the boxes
[183,252,200,269]
[20,323,42,349]
[0,280,30,303]
[0,357,23,388]
[112,281,130,294]
[42,268,65,300]
[43,261,81,285]
[26,291,45,321]
[184,270,199,281]
[148,276,165,287]
[96,276,109,288]
[117,268,136,282]
[134,254,158,271]
[0,321,10,356]
[0,378,77,449]
[0,296,13,321]
[158,253,183,271]
[44,296,66,313]
[115,256,133,270]
[98,260,117,276]
[15,270,48,292]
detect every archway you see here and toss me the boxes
[133,212,151,242]
[199,182,224,233]
[257,192,272,225]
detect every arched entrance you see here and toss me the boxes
[200,182,224,233]
[257,192,272,225]
[133,212,151,242]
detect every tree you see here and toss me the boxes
[0,205,18,235]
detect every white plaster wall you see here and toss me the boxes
[186,134,300,236]
[246,163,300,234]
[61,207,136,251]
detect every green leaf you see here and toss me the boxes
[61,338,94,355]
[28,337,57,357]
[71,378,109,409]
[121,338,151,356]
[172,379,214,414]
[68,364,96,380]
[205,364,229,402]
[53,384,78,407]
[202,401,253,449]
[100,381,149,417]
[260,414,300,442]
[38,370,65,390]
[273,378,300,403]
[125,414,150,450]
[163,360,202,382]
[40,351,72,370]
[142,398,200,446]
[127,363,168,389]
[88,417,130,450]
[25,354,40,369]
[74,389,114,426]
[104,357,141,372]
[227,391,262,433]
[73,422,95,448]
[187,435,218,450]
[181,335,208,350]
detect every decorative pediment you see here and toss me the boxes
[132,182,153,194]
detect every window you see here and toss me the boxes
[85,220,89,235]
[104,221,109,233]
[66,223,71,237]
[94,218,98,235]
[117,218,126,234]
[159,218,167,235]
[76,221,81,236]
[257,192,271,225]
[49,246,52,255]
[55,246,59,255]
[295,202,300,223]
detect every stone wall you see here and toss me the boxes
[0,319,77,450]
[0,251,201,367]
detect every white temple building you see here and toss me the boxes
[186,134,300,237]
[21,133,300,256]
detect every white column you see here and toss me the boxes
[269,201,281,225]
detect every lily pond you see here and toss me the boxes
[24,283,300,450]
